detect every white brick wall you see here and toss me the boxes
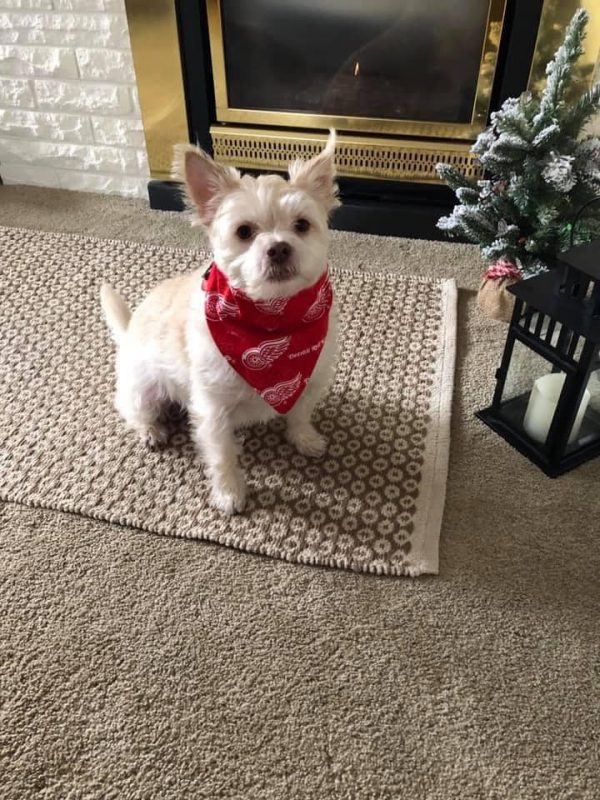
[0,0,150,198]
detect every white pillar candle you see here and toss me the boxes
[523,373,590,445]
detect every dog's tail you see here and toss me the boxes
[100,284,131,344]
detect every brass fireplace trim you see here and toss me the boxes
[125,0,600,182]
[529,0,600,92]
[124,0,189,181]
[210,127,482,184]
[206,0,507,141]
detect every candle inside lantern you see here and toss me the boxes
[523,373,590,444]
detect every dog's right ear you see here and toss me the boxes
[172,144,241,226]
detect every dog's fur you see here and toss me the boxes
[100,132,339,514]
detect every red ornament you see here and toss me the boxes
[484,259,522,281]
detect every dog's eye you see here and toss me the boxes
[294,218,310,234]
[236,224,254,241]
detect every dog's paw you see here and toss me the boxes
[287,424,327,458]
[141,423,169,451]
[209,474,247,515]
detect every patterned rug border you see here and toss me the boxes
[409,279,456,575]
[0,226,457,578]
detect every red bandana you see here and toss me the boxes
[202,263,333,413]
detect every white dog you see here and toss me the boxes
[100,131,339,514]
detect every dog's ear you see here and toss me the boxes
[172,144,241,225]
[288,129,339,213]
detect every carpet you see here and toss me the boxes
[0,225,456,576]
[1,187,599,800]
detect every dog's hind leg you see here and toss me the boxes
[114,353,170,450]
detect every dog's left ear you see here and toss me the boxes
[288,129,339,213]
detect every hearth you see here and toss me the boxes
[125,0,600,238]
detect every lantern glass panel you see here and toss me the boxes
[498,340,600,450]
[588,368,600,415]
[577,366,600,450]
[500,339,565,445]
[500,339,564,412]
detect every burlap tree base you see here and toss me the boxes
[477,261,522,322]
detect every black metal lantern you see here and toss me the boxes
[477,238,600,477]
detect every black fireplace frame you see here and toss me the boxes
[149,0,546,239]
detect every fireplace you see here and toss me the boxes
[125,0,600,237]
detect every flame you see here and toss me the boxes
[354,61,360,77]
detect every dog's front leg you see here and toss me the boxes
[191,396,247,515]
[285,388,327,459]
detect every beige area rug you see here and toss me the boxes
[0,226,456,576]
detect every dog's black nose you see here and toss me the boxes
[267,241,291,265]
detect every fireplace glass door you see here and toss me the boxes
[207,0,506,139]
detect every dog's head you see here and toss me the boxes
[173,131,338,300]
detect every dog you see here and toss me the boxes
[100,131,339,514]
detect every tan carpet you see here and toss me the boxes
[1,227,455,576]
[0,186,598,800]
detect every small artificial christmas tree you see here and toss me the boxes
[437,9,600,317]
